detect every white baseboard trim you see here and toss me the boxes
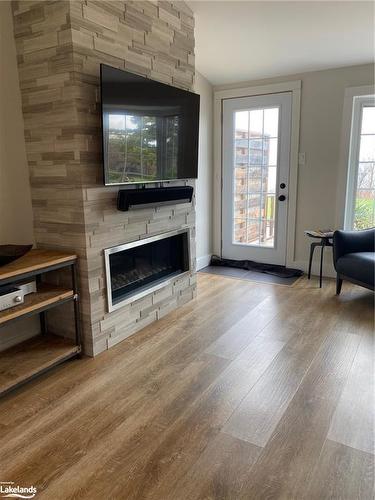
[196,254,212,271]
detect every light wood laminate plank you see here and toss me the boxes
[305,439,374,500]
[205,294,283,359]
[168,432,261,500]
[223,289,344,447]
[238,330,361,499]
[328,332,374,454]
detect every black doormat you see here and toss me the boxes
[210,255,303,279]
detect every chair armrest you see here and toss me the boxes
[333,228,375,265]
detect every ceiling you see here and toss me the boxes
[188,1,375,85]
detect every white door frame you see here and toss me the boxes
[222,92,292,265]
[213,80,301,267]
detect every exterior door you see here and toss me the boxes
[222,92,292,265]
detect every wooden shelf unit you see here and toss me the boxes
[0,334,80,396]
[0,249,82,397]
[0,284,74,326]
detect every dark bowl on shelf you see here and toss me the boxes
[0,245,33,267]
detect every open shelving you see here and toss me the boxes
[0,249,82,397]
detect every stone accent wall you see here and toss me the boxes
[12,0,196,356]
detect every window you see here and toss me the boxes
[345,95,375,230]
[103,111,179,185]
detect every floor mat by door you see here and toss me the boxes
[210,255,303,278]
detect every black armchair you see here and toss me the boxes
[333,228,375,294]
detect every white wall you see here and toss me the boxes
[0,1,39,350]
[214,63,375,276]
[195,71,213,269]
[0,1,34,245]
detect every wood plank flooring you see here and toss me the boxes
[0,273,373,499]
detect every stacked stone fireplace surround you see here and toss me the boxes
[12,0,197,356]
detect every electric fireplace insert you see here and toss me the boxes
[104,229,190,312]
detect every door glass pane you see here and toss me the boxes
[264,108,279,137]
[266,138,278,166]
[234,167,247,192]
[267,167,277,194]
[264,194,276,219]
[260,219,275,246]
[235,111,249,136]
[234,218,247,243]
[248,167,262,192]
[249,138,263,150]
[233,107,279,247]
[249,110,263,137]
[248,194,262,218]
[247,220,261,245]
[249,150,263,165]
[234,195,247,218]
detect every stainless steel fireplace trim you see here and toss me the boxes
[104,228,191,313]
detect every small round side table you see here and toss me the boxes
[305,231,333,288]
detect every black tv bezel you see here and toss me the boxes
[100,64,200,187]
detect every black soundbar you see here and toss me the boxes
[117,186,194,211]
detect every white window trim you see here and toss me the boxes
[213,80,301,267]
[344,94,375,229]
[336,85,375,229]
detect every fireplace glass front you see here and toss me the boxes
[105,229,190,311]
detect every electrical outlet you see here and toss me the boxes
[298,152,306,165]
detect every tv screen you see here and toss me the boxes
[100,64,200,186]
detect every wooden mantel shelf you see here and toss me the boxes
[0,249,77,282]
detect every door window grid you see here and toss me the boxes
[233,108,279,247]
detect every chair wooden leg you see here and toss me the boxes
[336,275,343,295]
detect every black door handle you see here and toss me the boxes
[280,183,286,189]
[278,195,286,201]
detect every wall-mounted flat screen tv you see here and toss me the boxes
[100,64,200,186]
